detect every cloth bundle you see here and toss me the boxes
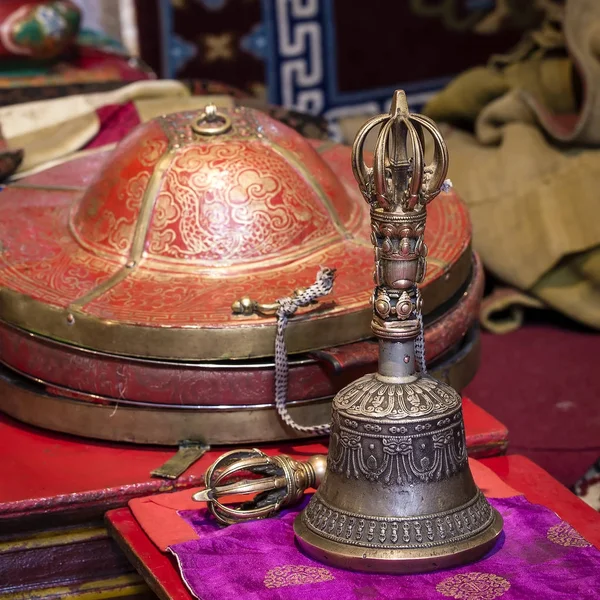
[0,79,328,182]
[0,80,234,178]
[422,0,600,332]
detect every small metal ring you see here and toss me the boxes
[191,105,232,136]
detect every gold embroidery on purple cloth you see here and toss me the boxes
[263,565,334,588]
[547,522,592,548]
[436,572,510,600]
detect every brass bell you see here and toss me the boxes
[193,448,327,525]
[293,91,503,573]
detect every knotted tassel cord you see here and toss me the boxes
[414,178,452,374]
[414,288,427,375]
[274,267,336,435]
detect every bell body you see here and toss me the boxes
[294,337,503,572]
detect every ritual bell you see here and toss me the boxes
[293,91,503,573]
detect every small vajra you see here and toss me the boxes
[192,449,327,525]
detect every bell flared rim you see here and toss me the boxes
[294,507,503,574]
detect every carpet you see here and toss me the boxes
[466,310,600,493]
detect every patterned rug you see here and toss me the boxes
[131,0,539,135]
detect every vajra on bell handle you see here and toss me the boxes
[352,90,449,213]
[192,449,327,526]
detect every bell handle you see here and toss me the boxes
[372,117,394,210]
[410,114,449,203]
[372,115,424,211]
[405,117,425,209]
[351,113,388,203]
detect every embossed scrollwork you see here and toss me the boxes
[303,492,493,550]
[328,412,467,486]
[334,373,461,419]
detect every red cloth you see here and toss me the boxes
[87,103,142,148]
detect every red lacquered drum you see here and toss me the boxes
[0,106,480,444]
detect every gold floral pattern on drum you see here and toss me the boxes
[0,198,124,306]
[547,522,592,548]
[70,121,167,259]
[83,242,374,324]
[436,573,511,600]
[313,143,372,241]
[139,137,168,166]
[255,112,358,226]
[144,142,335,264]
[76,171,150,255]
[334,374,461,419]
[263,565,334,588]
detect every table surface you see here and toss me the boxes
[0,397,506,524]
[105,454,600,600]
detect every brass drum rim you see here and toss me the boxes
[0,249,475,367]
[0,248,472,367]
[0,328,480,445]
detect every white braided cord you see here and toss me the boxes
[414,288,427,374]
[274,267,335,435]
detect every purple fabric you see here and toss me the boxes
[169,496,600,600]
